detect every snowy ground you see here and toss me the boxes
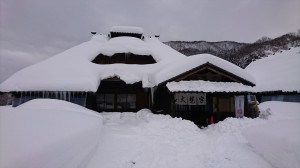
[0,99,299,168]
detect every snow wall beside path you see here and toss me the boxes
[0,99,103,168]
[243,101,300,168]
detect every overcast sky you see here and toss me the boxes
[0,0,299,82]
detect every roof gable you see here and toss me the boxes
[165,63,255,86]
[155,54,256,87]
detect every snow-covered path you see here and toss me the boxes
[86,111,274,168]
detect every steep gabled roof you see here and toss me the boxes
[0,35,186,92]
[0,28,255,92]
[245,47,300,92]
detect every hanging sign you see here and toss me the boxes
[175,93,206,105]
[196,93,206,105]
[176,93,188,105]
[234,95,245,118]
[188,93,197,105]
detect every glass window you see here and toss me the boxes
[97,94,105,109]
[117,94,136,110]
[247,95,256,103]
[105,94,115,109]
[117,94,127,109]
[127,94,136,109]
[97,94,115,110]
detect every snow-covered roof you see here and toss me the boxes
[0,35,186,92]
[110,26,143,34]
[0,29,255,92]
[245,47,300,92]
[155,54,255,85]
[167,80,255,93]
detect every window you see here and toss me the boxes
[97,93,136,111]
[117,94,136,110]
[97,94,115,110]
[92,53,156,65]
[247,95,256,103]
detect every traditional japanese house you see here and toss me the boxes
[245,47,300,103]
[0,26,259,126]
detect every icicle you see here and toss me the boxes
[63,91,66,101]
[151,87,155,105]
[68,91,71,102]
[83,92,87,107]
[19,92,23,105]
[55,91,58,99]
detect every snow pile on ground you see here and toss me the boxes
[243,101,300,168]
[0,99,103,168]
[246,47,300,92]
[1,100,299,168]
[87,102,300,168]
[86,110,273,168]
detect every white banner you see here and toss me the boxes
[234,95,244,118]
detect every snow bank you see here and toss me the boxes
[88,110,272,168]
[243,101,300,168]
[1,100,298,168]
[245,47,300,92]
[0,99,103,168]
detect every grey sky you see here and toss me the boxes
[0,0,299,83]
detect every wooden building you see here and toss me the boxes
[0,26,260,126]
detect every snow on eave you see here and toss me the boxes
[110,26,144,34]
[166,80,255,93]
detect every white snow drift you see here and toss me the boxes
[0,99,103,168]
[1,100,299,168]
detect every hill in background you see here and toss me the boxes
[165,32,300,68]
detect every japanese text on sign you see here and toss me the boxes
[175,93,206,105]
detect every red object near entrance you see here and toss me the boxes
[210,116,214,124]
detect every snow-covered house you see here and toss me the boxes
[0,26,258,126]
[245,47,300,103]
